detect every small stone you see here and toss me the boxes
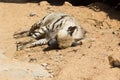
[16,41,21,44]
[112,31,115,34]
[108,55,120,68]
[118,43,120,46]
[29,58,37,63]
[46,66,51,70]
[48,70,53,73]
[41,63,48,67]
[49,75,54,78]
[29,12,37,17]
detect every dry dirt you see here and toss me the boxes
[0,1,120,80]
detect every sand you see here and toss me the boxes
[0,1,120,80]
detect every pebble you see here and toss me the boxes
[50,75,54,78]
[48,70,53,73]
[118,43,120,46]
[41,63,49,67]
[29,58,37,63]
[108,55,120,68]
[29,12,37,17]
[55,54,63,59]
[46,66,51,70]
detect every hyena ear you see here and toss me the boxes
[67,26,77,36]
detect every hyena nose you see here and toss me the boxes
[48,39,59,48]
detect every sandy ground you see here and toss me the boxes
[0,1,120,80]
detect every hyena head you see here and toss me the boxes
[48,26,79,49]
[57,31,74,49]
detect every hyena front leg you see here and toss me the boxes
[16,38,48,50]
[24,38,48,48]
[16,37,36,50]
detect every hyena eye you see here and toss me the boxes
[67,26,77,36]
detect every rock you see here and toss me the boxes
[50,75,54,78]
[0,61,52,79]
[28,58,37,63]
[0,52,52,80]
[48,69,53,73]
[0,61,52,80]
[41,63,49,67]
[29,12,37,17]
[108,54,120,68]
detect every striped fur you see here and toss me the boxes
[14,12,85,49]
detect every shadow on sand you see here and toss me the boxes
[0,0,119,20]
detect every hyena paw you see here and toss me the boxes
[16,41,24,50]
[16,40,35,51]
